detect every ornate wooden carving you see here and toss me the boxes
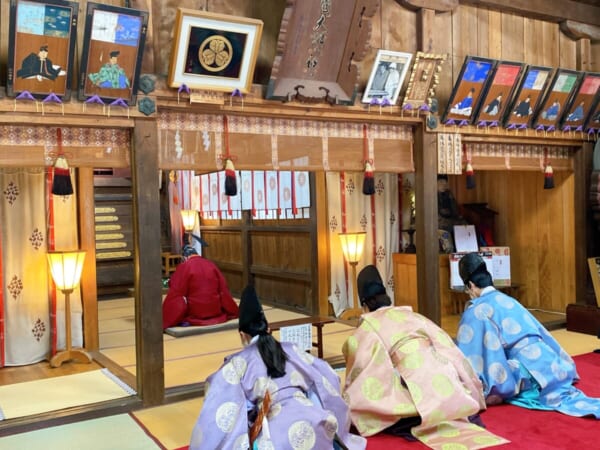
[267,0,379,105]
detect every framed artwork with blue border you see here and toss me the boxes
[472,60,525,126]
[167,8,263,94]
[503,65,553,129]
[442,56,496,125]
[585,98,600,133]
[78,2,148,105]
[559,72,600,131]
[7,0,78,100]
[531,68,582,131]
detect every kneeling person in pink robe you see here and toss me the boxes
[342,265,508,449]
[162,245,239,329]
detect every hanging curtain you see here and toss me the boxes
[326,171,400,316]
[0,168,81,366]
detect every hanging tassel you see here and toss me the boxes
[224,158,237,196]
[52,128,73,196]
[543,148,554,190]
[362,160,375,195]
[465,161,475,189]
[544,162,554,189]
[52,154,73,196]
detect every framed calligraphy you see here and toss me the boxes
[472,60,525,126]
[7,0,78,100]
[441,56,496,125]
[559,72,600,131]
[503,65,553,129]
[167,8,263,94]
[78,2,149,105]
[531,68,582,131]
[361,49,412,105]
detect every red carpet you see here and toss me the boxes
[366,352,600,449]
[174,353,600,449]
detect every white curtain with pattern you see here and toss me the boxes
[0,168,81,366]
[326,171,400,316]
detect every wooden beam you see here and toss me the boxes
[560,20,600,42]
[460,0,600,28]
[417,8,436,53]
[573,142,594,305]
[399,0,459,12]
[132,119,165,406]
[78,168,99,352]
[414,126,441,324]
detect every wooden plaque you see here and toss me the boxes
[266,0,379,105]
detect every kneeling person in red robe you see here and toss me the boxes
[162,245,239,329]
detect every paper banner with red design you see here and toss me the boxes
[278,171,292,213]
[266,170,279,211]
[200,174,210,214]
[253,171,265,216]
[209,172,219,212]
[240,171,253,211]
[294,171,310,208]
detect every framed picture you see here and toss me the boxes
[361,49,412,105]
[442,56,496,124]
[401,52,447,110]
[560,72,600,130]
[473,60,525,125]
[78,2,149,105]
[532,69,582,130]
[7,0,78,100]
[586,99,600,131]
[503,65,553,129]
[167,8,263,94]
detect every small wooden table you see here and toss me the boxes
[269,316,335,358]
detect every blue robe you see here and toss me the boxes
[190,341,366,449]
[457,287,600,418]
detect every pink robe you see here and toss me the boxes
[342,306,509,449]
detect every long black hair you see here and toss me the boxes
[243,315,288,378]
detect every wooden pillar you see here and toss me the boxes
[414,125,441,323]
[573,142,593,305]
[132,120,164,406]
[77,167,98,351]
[413,4,445,324]
[313,172,330,315]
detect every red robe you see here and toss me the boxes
[162,255,239,329]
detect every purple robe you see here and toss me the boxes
[190,341,366,449]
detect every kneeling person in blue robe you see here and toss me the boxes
[456,252,600,418]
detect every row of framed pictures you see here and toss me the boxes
[7,0,148,105]
[442,56,600,131]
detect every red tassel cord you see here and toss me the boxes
[543,148,554,189]
[362,124,375,195]
[363,161,375,195]
[464,144,475,190]
[51,128,73,196]
[223,116,237,196]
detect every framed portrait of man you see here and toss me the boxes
[531,69,582,130]
[6,0,78,100]
[559,72,600,131]
[503,65,553,129]
[441,56,496,125]
[361,49,412,105]
[78,2,149,105]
